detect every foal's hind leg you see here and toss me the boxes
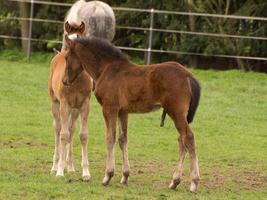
[66,109,79,172]
[185,126,200,193]
[169,135,187,189]
[118,111,130,185]
[56,100,71,177]
[51,101,61,172]
[79,99,91,181]
[169,113,200,192]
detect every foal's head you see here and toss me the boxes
[63,35,129,85]
[64,21,85,39]
[62,35,84,86]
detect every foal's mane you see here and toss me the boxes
[75,37,129,61]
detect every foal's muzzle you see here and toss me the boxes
[62,79,71,86]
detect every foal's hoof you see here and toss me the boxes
[120,177,128,185]
[102,178,110,186]
[67,168,75,173]
[120,171,129,185]
[67,166,75,173]
[56,172,64,177]
[82,175,91,182]
[51,165,58,173]
[102,172,114,186]
[56,170,64,177]
[168,179,181,189]
[189,181,198,193]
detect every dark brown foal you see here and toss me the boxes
[62,36,201,192]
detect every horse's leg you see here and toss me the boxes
[118,111,130,185]
[169,112,200,192]
[79,99,91,181]
[102,107,118,186]
[185,126,200,193]
[51,100,61,173]
[56,100,71,177]
[66,109,79,172]
[169,134,187,189]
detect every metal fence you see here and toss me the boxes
[1,0,267,63]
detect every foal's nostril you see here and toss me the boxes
[62,80,69,86]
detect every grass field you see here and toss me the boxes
[0,57,267,200]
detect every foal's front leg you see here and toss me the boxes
[56,100,71,177]
[66,109,79,172]
[102,107,118,186]
[79,99,91,181]
[118,111,130,185]
[51,101,61,172]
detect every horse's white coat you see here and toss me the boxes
[62,0,116,50]
[65,0,85,26]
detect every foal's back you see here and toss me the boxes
[49,52,92,108]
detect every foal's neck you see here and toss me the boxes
[79,52,112,81]
[76,52,100,80]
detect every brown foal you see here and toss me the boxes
[49,51,92,180]
[63,36,201,192]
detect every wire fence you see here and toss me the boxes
[1,0,267,63]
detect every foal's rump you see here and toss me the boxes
[149,63,201,125]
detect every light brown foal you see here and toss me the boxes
[63,36,201,192]
[48,51,92,180]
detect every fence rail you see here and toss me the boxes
[2,16,267,41]
[1,34,266,61]
[2,0,267,62]
[9,0,267,21]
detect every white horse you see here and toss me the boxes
[61,0,116,50]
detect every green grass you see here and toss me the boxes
[0,56,267,200]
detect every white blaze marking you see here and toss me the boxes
[68,34,78,40]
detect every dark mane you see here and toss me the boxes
[75,37,129,61]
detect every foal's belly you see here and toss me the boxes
[124,102,162,113]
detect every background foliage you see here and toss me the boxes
[0,0,266,71]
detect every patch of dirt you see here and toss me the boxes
[201,168,267,192]
[1,140,48,148]
[152,180,170,188]
[129,158,267,191]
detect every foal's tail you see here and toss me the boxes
[187,76,201,124]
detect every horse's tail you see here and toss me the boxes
[91,3,115,41]
[187,76,201,123]
[93,8,106,38]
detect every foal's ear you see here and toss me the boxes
[78,21,85,34]
[65,21,72,33]
[65,34,74,49]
